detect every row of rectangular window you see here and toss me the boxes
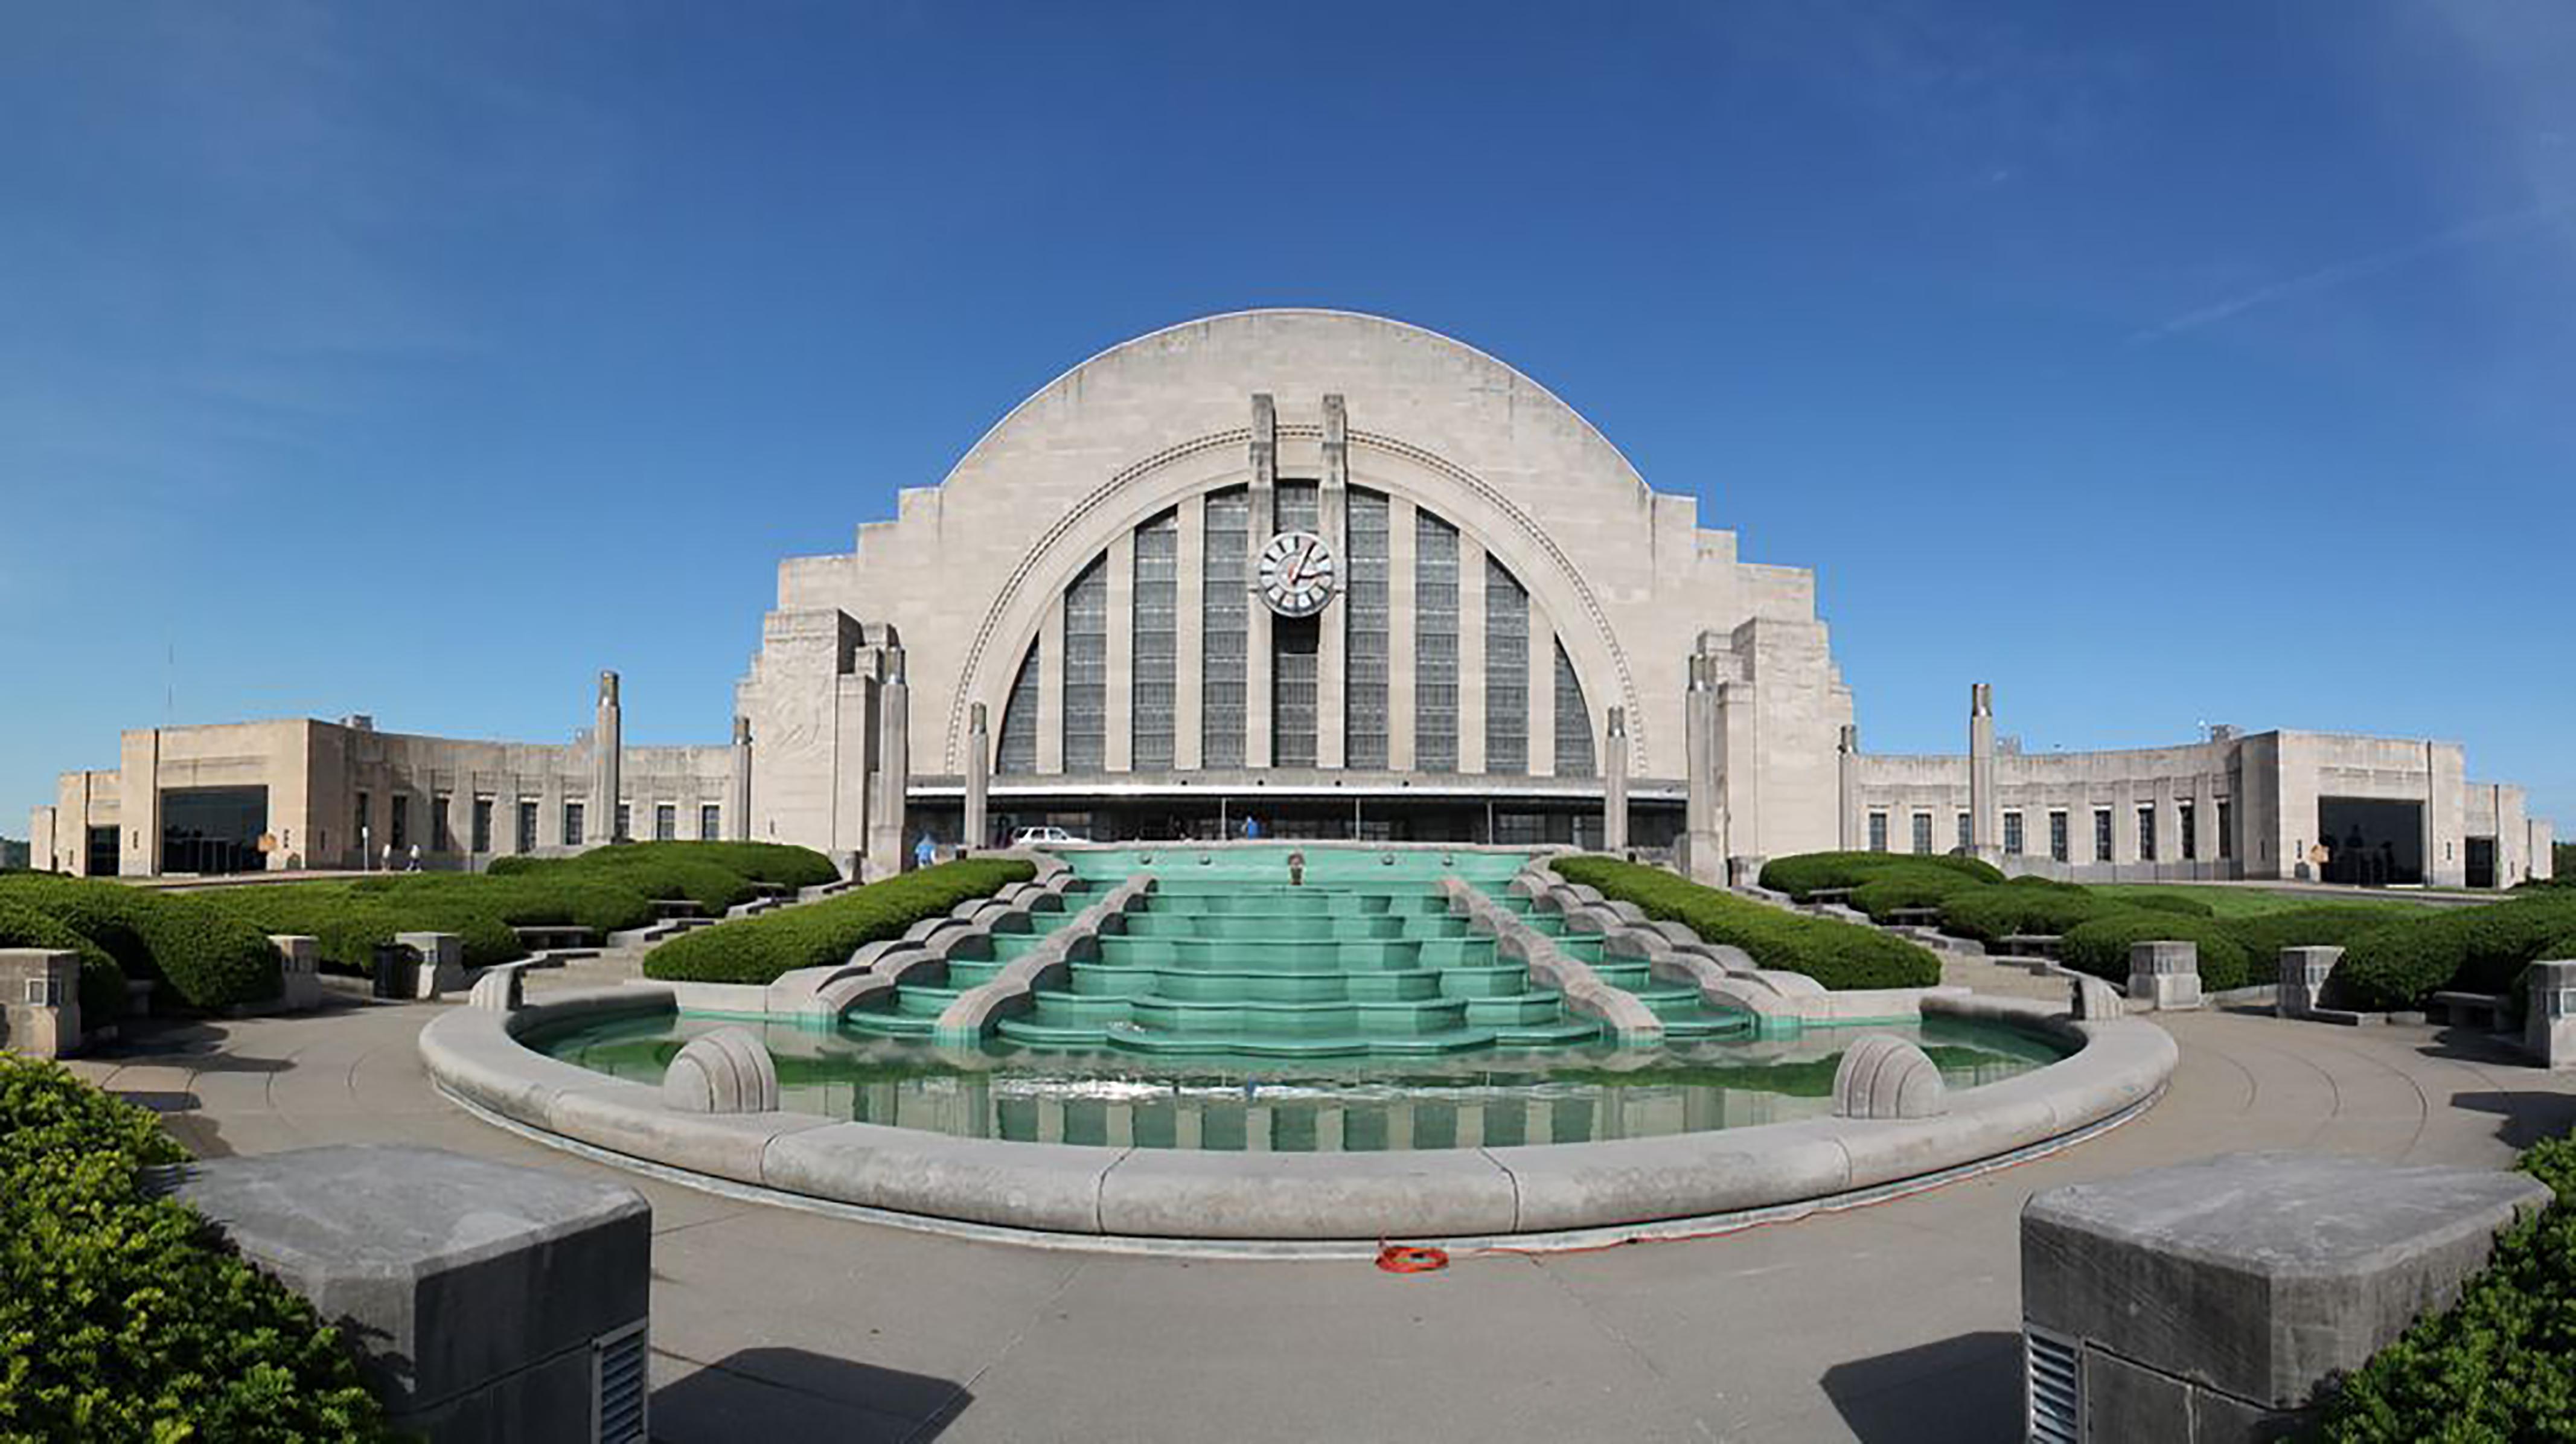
[1865,799,2238,864]
[351,793,723,855]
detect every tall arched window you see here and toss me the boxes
[1483,556,1529,775]
[1553,641,1594,778]
[996,639,1041,775]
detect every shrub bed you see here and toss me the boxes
[490,840,837,890]
[1756,850,2002,901]
[2059,913,2253,992]
[0,1053,388,1440]
[1847,864,1990,923]
[643,859,1036,985]
[2332,893,2576,1012]
[1553,856,1942,989]
[0,876,281,1009]
[208,884,525,974]
[0,899,125,1026]
[1936,883,2130,944]
[2322,1135,2576,1440]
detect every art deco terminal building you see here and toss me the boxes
[27,311,2555,889]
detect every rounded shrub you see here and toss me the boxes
[0,1054,389,1440]
[645,858,1035,985]
[2222,906,2417,985]
[2124,893,2219,919]
[2059,913,2252,992]
[1935,883,2124,944]
[1849,864,1989,922]
[0,877,280,1009]
[1553,855,1942,989]
[1757,849,2002,901]
[2332,894,2576,1012]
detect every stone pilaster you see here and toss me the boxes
[866,647,910,880]
[1603,706,1629,854]
[727,716,752,842]
[964,702,990,850]
[1838,723,1860,851]
[593,671,623,843]
[1684,654,1725,886]
[1969,682,1995,858]
[1244,393,1275,768]
[1317,393,1348,770]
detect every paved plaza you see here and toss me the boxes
[68,986,2576,1444]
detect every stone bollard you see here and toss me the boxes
[165,1144,651,1443]
[2023,1152,2547,1440]
[2525,960,2576,1069]
[2070,974,2124,1022]
[394,931,466,1000]
[1832,1034,1947,1119]
[0,948,82,1058]
[2277,946,2342,1020]
[2126,941,2202,1012]
[662,1027,780,1113]
[268,935,322,1012]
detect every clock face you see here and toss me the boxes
[1256,530,1338,618]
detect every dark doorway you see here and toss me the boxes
[86,825,120,877]
[2317,797,2423,886]
[160,786,269,875]
[2466,836,2498,889]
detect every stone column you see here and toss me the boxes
[1603,706,1629,854]
[728,716,752,841]
[2527,959,2576,1069]
[1244,394,1276,769]
[1837,724,1860,851]
[592,671,623,843]
[964,702,991,851]
[2277,946,2341,1020]
[866,647,910,880]
[1316,393,1348,771]
[0,949,80,1058]
[1969,682,1995,859]
[2127,939,2202,1012]
[1684,654,1725,886]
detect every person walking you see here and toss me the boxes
[915,831,936,871]
[406,843,421,872]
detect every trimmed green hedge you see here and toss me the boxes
[0,1054,388,1440]
[2323,1135,2576,1439]
[643,859,1037,985]
[2222,907,2411,984]
[1553,856,1943,990]
[1757,850,2003,901]
[0,899,125,1026]
[1847,864,1990,922]
[2060,913,2253,992]
[2332,893,2576,1012]
[490,840,837,890]
[1936,883,2130,944]
[0,876,281,1009]
[208,884,525,974]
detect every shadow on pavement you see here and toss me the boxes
[651,1347,968,1442]
[1818,1329,2021,1443]
[2448,1090,2576,1151]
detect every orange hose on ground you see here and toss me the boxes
[1375,1243,1451,1273]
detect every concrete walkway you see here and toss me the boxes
[65,998,2576,1443]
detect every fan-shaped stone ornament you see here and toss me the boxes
[1832,1033,1948,1120]
[662,1027,780,1114]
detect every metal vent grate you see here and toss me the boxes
[593,1320,648,1444]
[2025,1326,2080,1443]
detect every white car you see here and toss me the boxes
[1009,825,1090,846]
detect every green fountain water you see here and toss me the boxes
[840,846,1748,1058]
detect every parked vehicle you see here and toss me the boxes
[1009,825,1090,846]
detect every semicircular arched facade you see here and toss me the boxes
[734,310,1853,871]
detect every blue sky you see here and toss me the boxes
[3,1,2570,830]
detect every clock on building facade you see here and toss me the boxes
[1256,529,1338,618]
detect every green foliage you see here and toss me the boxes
[491,840,836,890]
[1756,849,2003,901]
[2332,893,2576,1012]
[1553,856,1943,989]
[1935,883,2129,944]
[2124,892,2219,919]
[2059,913,2254,992]
[209,883,524,974]
[2322,1136,2576,1440]
[0,899,125,1027]
[1847,864,1990,922]
[644,859,1037,985]
[2221,906,2415,984]
[0,876,281,1009]
[0,1054,389,1440]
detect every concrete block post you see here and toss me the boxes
[268,934,322,1012]
[2277,946,2342,1020]
[964,701,991,852]
[727,715,753,842]
[394,931,466,1000]
[0,948,82,1058]
[1602,706,1629,854]
[2126,941,2202,1012]
[167,1145,651,1444]
[592,671,622,843]
[2525,960,2576,1068]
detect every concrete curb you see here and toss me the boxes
[418,986,2178,1245]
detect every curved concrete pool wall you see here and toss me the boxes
[419,988,2178,1249]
